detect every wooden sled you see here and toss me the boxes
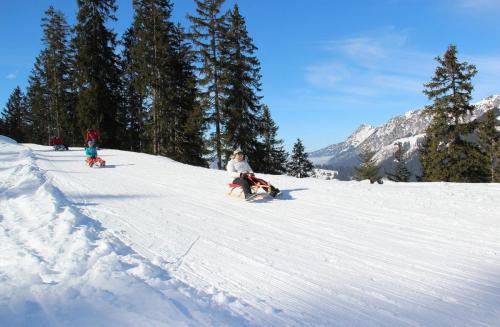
[86,157,106,168]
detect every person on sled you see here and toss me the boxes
[84,140,105,167]
[50,136,68,150]
[85,128,101,148]
[226,148,280,200]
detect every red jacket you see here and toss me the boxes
[85,130,100,142]
[51,137,64,145]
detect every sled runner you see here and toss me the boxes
[86,157,106,168]
[227,183,263,198]
[228,175,280,201]
[53,144,68,151]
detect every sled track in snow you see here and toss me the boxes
[18,143,500,327]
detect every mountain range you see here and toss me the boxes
[308,95,500,180]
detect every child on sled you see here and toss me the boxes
[85,140,105,167]
[226,148,280,200]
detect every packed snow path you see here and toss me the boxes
[2,139,500,326]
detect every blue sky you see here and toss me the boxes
[1,0,500,151]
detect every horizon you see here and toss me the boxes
[1,0,499,152]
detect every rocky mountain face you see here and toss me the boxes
[309,95,500,180]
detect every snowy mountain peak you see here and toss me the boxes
[309,94,500,179]
[347,123,375,146]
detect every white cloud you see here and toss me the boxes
[6,73,17,80]
[303,28,500,110]
[305,29,434,99]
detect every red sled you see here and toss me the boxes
[86,157,106,168]
[228,177,270,198]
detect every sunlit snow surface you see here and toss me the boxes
[1,136,500,326]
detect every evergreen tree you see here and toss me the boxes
[129,0,174,154]
[354,147,380,183]
[386,142,411,182]
[421,45,488,182]
[259,105,287,174]
[188,0,228,169]
[477,109,500,182]
[220,4,264,169]
[72,0,122,148]
[41,6,75,144]
[1,87,29,142]
[26,54,50,144]
[166,24,207,166]
[121,27,145,152]
[287,138,314,178]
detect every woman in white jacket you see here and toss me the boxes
[226,148,280,199]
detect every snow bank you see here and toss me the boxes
[0,141,248,326]
[0,135,17,144]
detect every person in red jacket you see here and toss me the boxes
[85,128,101,148]
[50,136,68,150]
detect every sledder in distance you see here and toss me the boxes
[50,136,69,151]
[226,147,281,201]
[84,140,106,168]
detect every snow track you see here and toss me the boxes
[2,139,500,326]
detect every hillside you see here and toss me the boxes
[309,95,500,180]
[1,137,500,326]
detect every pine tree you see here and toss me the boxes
[41,6,75,144]
[166,24,207,166]
[220,4,264,169]
[259,105,287,174]
[287,138,314,178]
[354,147,380,183]
[386,142,411,182]
[1,87,29,142]
[72,0,122,148]
[26,54,50,144]
[188,0,228,169]
[121,27,145,152]
[477,109,500,182]
[129,0,174,154]
[421,44,488,182]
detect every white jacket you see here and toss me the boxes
[226,159,253,179]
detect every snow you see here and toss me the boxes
[348,123,376,146]
[1,138,500,326]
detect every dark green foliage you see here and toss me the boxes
[1,87,29,142]
[25,7,76,145]
[26,54,50,144]
[420,45,488,182]
[127,0,206,165]
[120,27,146,152]
[41,7,76,143]
[188,0,228,169]
[129,0,174,154]
[163,24,207,166]
[477,109,500,182]
[72,0,123,148]
[287,138,314,178]
[220,4,264,170]
[354,148,380,183]
[258,105,288,174]
[386,142,411,182]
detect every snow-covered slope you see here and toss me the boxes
[2,138,500,326]
[310,95,500,179]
